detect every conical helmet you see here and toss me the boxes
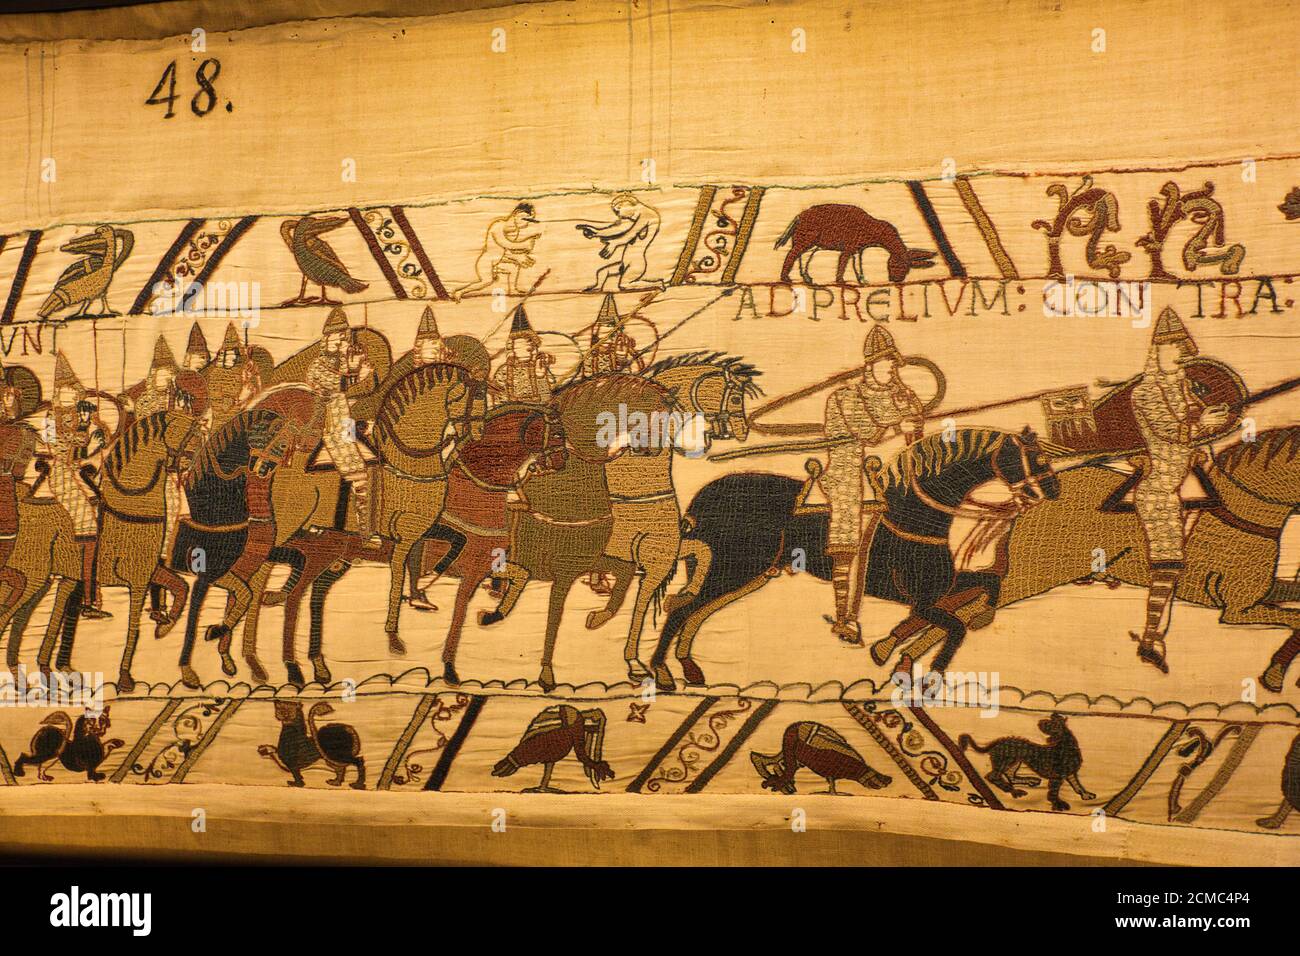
[415,305,440,342]
[53,351,83,396]
[862,325,900,364]
[322,306,349,337]
[1150,306,1198,356]
[595,295,624,348]
[220,322,243,353]
[150,335,178,374]
[184,322,210,367]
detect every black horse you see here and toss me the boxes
[171,408,288,688]
[649,427,1059,690]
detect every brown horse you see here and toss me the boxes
[478,378,641,691]
[403,403,568,684]
[776,203,936,285]
[95,410,201,691]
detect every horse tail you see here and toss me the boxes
[774,215,799,249]
[957,733,989,754]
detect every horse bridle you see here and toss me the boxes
[990,433,1052,506]
[690,369,744,442]
[905,433,1052,521]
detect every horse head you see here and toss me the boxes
[994,426,1060,505]
[644,352,763,451]
[161,410,202,473]
[524,406,568,475]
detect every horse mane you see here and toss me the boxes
[189,408,282,485]
[107,410,170,473]
[379,361,469,421]
[557,372,669,411]
[883,428,1005,491]
[641,350,764,397]
[1216,426,1300,473]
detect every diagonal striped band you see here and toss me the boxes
[378,693,439,790]
[907,181,966,279]
[424,694,486,791]
[683,698,779,793]
[954,176,1019,279]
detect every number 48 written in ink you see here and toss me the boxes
[146,59,231,118]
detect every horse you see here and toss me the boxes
[590,354,763,686]
[0,494,82,680]
[650,427,1059,690]
[170,407,286,688]
[398,403,568,684]
[476,378,641,692]
[94,410,201,691]
[984,426,1300,692]
[369,361,480,651]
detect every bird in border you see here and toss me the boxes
[492,705,615,793]
[279,214,369,307]
[38,225,134,319]
[751,721,893,796]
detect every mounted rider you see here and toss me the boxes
[308,306,378,539]
[207,322,263,429]
[583,294,644,376]
[1129,306,1230,674]
[821,325,926,645]
[121,335,178,420]
[43,352,111,619]
[492,305,556,403]
[119,335,189,576]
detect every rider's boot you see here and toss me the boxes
[1131,562,1180,674]
[823,550,862,645]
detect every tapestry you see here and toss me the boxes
[0,0,1297,866]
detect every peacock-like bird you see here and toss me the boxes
[38,225,134,319]
[492,705,614,793]
[280,215,368,306]
[751,721,893,795]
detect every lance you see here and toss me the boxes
[716,371,1300,463]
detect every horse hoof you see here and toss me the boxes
[311,656,333,685]
[153,617,176,640]
[408,593,438,613]
[538,666,556,693]
[79,606,112,621]
[679,657,706,687]
[285,663,306,688]
[653,663,677,693]
[870,637,897,667]
[626,659,652,682]
[387,633,407,656]
[443,661,461,685]
[1261,663,1285,693]
[478,610,503,627]
[587,609,614,630]
[261,590,288,607]
[220,653,237,678]
[246,658,269,685]
[180,666,202,690]
[116,671,136,695]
